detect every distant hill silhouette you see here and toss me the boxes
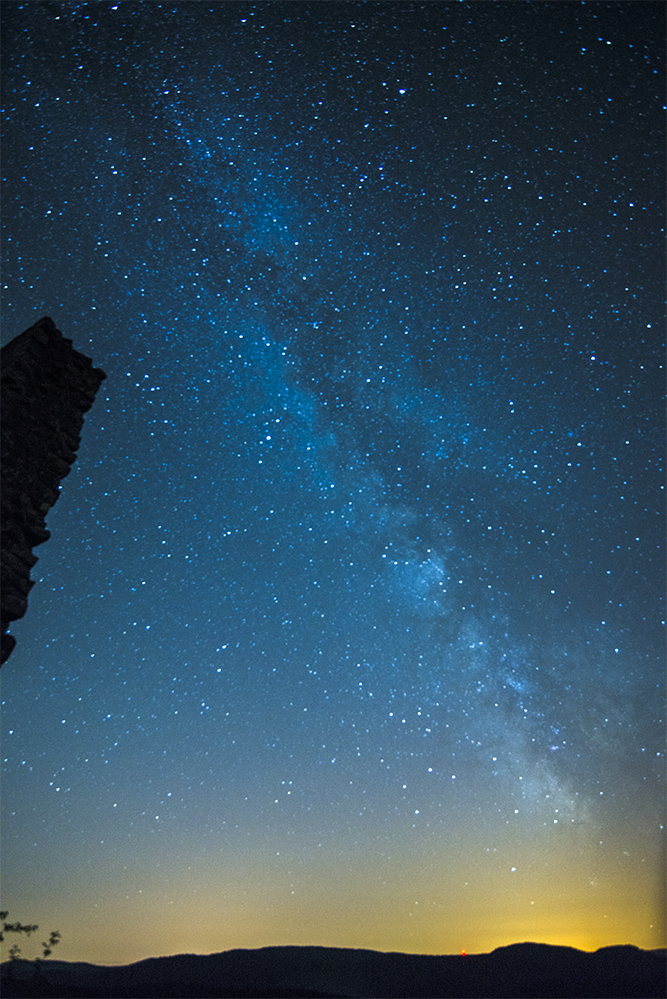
[2,942,665,997]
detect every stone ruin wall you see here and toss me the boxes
[1,316,106,664]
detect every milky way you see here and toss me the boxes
[1,1,664,963]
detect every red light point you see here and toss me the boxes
[461,949,466,956]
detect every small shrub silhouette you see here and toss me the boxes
[1,910,61,971]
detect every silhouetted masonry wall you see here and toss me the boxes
[1,317,106,665]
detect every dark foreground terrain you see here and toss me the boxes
[2,942,665,998]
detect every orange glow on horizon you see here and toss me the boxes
[4,819,663,966]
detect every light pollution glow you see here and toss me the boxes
[7,822,664,965]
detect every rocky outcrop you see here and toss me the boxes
[1,317,106,665]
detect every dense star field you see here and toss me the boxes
[1,1,664,966]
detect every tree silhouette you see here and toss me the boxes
[0,911,61,961]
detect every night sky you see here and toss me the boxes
[1,1,664,965]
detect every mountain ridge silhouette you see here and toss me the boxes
[2,941,665,997]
